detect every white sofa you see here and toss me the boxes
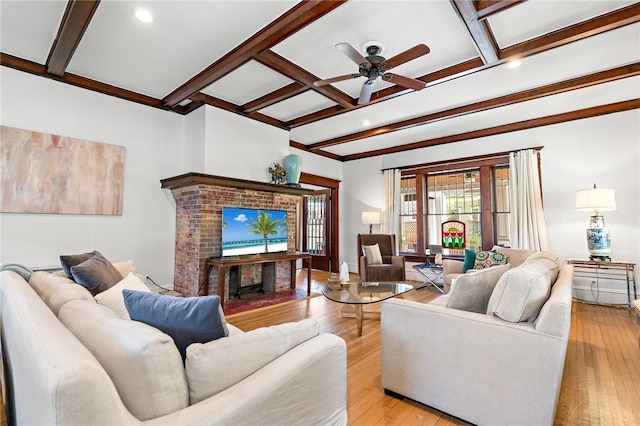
[0,269,348,425]
[381,253,573,426]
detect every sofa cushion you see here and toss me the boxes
[28,271,95,316]
[111,260,136,278]
[94,272,151,319]
[123,290,229,360]
[487,257,559,322]
[185,319,320,404]
[492,246,535,268]
[473,250,508,269]
[70,251,123,296]
[362,243,383,265]
[446,263,511,313]
[58,300,188,420]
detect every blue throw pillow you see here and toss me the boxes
[463,248,477,272]
[123,290,228,360]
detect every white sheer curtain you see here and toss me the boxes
[509,149,549,250]
[381,169,400,237]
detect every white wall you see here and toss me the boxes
[0,68,184,283]
[340,110,640,304]
[203,106,289,181]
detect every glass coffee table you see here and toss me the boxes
[322,281,414,336]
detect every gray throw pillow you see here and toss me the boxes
[60,250,97,279]
[70,251,123,295]
[123,290,229,361]
[446,263,511,313]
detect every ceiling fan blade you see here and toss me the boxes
[384,44,430,69]
[358,80,376,104]
[382,73,426,91]
[314,73,362,87]
[336,43,371,68]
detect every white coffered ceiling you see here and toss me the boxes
[1,0,638,160]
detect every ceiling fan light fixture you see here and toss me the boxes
[134,9,153,23]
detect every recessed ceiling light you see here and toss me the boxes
[135,9,153,23]
[361,120,371,127]
[507,59,522,69]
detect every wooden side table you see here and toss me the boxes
[567,259,637,307]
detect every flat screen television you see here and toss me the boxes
[221,207,288,257]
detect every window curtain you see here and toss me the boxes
[381,169,400,238]
[509,149,549,250]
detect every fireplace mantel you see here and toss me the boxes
[162,172,311,298]
[160,172,313,196]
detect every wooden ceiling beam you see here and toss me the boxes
[195,93,287,129]
[451,0,500,64]
[162,0,347,108]
[308,62,640,150]
[46,0,100,76]
[500,3,640,60]
[255,50,354,108]
[1,52,166,109]
[290,140,342,161]
[242,82,307,113]
[342,99,640,161]
[475,0,526,20]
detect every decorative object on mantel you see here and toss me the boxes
[361,211,381,234]
[283,154,303,186]
[0,125,124,215]
[268,162,287,185]
[575,183,617,261]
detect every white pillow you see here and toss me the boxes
[112,260,136,277]
[362,243,383,265]
[95,272,151,319]
[487,257,558,322]
[446,263,511,313]
[185,318,319,404]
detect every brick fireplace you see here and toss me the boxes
[161,173,311,299]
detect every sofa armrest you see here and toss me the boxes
[359,256,368,281]
[441,258,464,275]
[381,298,568,426]
[390,256,406,280]
[148,334,347,426]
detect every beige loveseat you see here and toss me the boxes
[442,246,534,292]
[0,268,347,425]
[381,251,573,426]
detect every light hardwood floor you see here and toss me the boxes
[227,269,640,426]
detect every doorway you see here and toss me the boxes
[299,173,340,272]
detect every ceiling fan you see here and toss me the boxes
[314,42,430,104]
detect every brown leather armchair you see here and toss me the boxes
[357,234,406,282]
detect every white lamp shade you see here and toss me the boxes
[575,188,616,212]
[361,211,381,224]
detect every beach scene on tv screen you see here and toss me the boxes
[222,208,288,256]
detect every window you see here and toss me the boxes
[398,152,531,258]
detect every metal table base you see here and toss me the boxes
[413,263,445,293]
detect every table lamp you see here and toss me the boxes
[575,184,616,260]
[361,211,381,234]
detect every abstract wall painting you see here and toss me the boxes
[0,126,125,215]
